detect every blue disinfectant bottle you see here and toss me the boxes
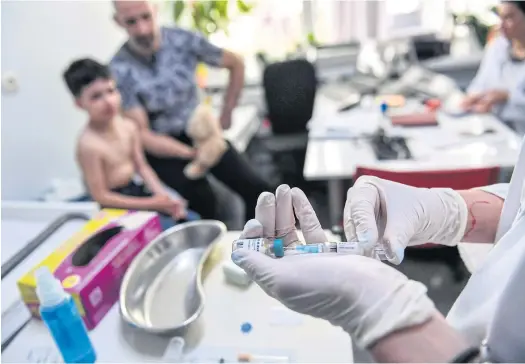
[35,267,97,363]
[379,101,390,130]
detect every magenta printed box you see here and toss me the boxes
[18,209,162,330]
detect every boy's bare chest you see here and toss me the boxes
[100,130,134,166]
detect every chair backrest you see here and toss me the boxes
[354,166,500,189]
[263,59,317,135]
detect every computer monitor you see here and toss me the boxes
[356,38,418,80]
[311,42,361,82]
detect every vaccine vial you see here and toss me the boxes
[232,238,284,258]
[282,241,365,255]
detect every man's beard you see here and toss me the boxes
[133,35,155,50]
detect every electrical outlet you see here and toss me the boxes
[2,72,19,93]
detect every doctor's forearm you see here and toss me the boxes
[458,190,504,244]
[370,312,470,363]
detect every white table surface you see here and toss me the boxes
[304,95,521,180]
[2,231,353,363]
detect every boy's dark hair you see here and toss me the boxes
[63,58,112,97]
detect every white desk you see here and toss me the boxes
[305,95,522,226]
[2,230,353,363]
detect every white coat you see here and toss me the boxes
[446,137,525,361]
[467,36,525,134]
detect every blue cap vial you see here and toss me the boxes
[380,102,388,114]
[273,239,285,258]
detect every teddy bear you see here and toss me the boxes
[183,103,228,180]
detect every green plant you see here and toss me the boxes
[172,0,254,38]
[452,6,499,47]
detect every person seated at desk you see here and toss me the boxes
[109,0,271,221]
[63,58,199,230]
[461,1,525,134]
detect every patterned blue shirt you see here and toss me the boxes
[110,27,223,135]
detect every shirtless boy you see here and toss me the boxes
[63,58,196,224]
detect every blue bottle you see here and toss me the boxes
[35,267,97,363]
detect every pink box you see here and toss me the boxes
[18,209,162,330]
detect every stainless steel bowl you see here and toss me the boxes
[119,220,226,336]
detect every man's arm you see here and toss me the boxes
[124,107,196,159]
[188,29,244,129]
[370,312,471,363]
[129,122,170,196]
[78,144,162,211]
[218,50,245,129]
[458,189,505,244]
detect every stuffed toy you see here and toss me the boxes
[183,103,228,180]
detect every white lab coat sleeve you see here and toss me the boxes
[467,39,502,94]
[475,183,509,200]
[499,79,525,123]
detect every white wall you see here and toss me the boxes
[1,1,126,200]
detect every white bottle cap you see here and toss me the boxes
[35,267,68,307]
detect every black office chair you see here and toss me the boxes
[257,58,318,190]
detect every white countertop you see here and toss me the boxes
[304,95,521,180]
[2,231,353,363]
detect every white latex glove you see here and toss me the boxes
[344,176,468,265]
[233,184,436,349]
[239,184,327,247]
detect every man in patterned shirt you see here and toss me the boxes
[110,0,270,220]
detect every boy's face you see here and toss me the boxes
[76,78,121,122]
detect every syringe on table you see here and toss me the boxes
[232,238,395,261]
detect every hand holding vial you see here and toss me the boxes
[237,184,328,253]
[234,184,394,261]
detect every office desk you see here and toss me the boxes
[305,95,521,226]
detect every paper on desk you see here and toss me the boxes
[308,108,380,140]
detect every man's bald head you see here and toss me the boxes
[113,0,160,55]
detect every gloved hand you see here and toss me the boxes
[344,176,468,265]
[233,184,437,349]
[239,184,327,248]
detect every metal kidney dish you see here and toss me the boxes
[119,220,226,336]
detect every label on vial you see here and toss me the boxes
[336,242,362,254]
[233,238,268,254]
[294,244,323,254]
